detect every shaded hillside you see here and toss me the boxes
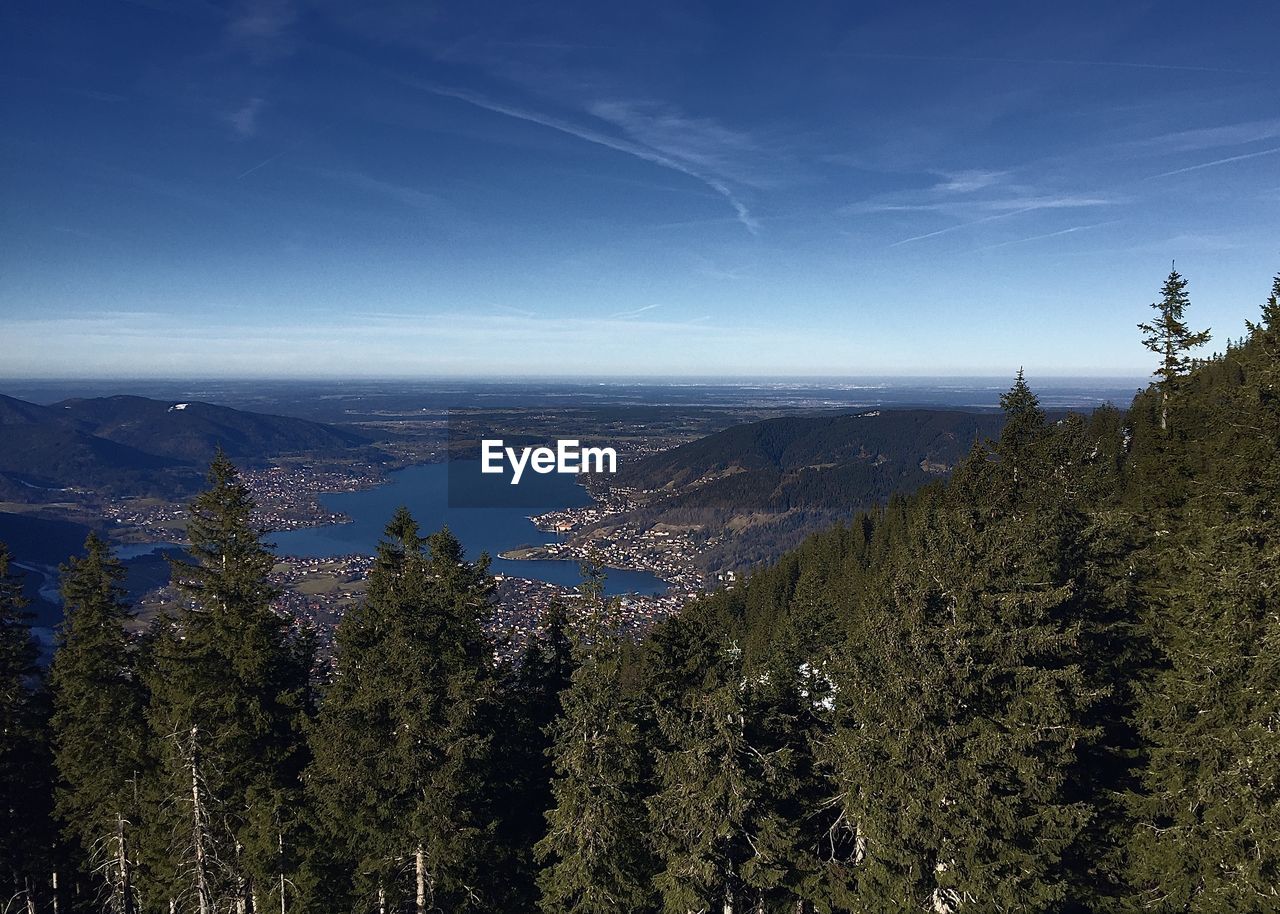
[600,409,1009,572]
[0,394,185,497]
[0,393,379,498]
[54,395,371,462]
[619,409,1006,489]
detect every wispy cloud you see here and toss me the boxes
[846,161,1120,248]
[587,100,759,183]
[492,303,537,318]
[310,168,438,210]
[1132,118,1280,153]
[848,193,1116,217]
[226,96,265,138]
[4,308,835,377]
[843,51,1253,75]
[932,169,1008,193]
[691,255,745,281]
[412,82,761,234]
[888,196,1119,247]
[228,0,296,46]
[609,303,662,319]
[66,88,127,103]
[1147,145,1280,179]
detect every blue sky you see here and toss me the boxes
[2,0,1278,378]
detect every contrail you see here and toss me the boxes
[236,125,333,180]
[236,148,288,179]
[610,303,662,319]
[970,220,1118,253]
[1147,145,1280,179]
[889,206,1041,247]
[845,51,1254,75]
[414,82,760,235]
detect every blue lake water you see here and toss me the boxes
[272,462,667,597]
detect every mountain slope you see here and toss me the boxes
[53,395,371,462]
[0,394,184,495]
[620,410,1006,490]
[598,410,1007,571]
[0,394,377,498]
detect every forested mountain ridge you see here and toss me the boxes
[0,394,183,496]
[52,396,372,462]
[0,393,375,497]
[1,267,1276,913]
[618,409,1007,490]
[598,409,1009,573]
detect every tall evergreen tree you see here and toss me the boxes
[1138,265,1211,430]
[648,642,755,914]
[50,533,149,914]
[1245,272,1280,335]
[648,643,824,914]
[997,367,1047,501]
[306,510,498,914]
[0,542,55,912]
[493,601,575,911]
[535,564,654,914]
[142,453,310,914]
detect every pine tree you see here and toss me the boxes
[997,368,1047,500]
[1138,265,1211,430]
[50,533,148,914]
[535,564,654,914]
[142,453,310,913]
[306,510,498,913]
[648,642,754,914]
[0,542,55,912]
[493,601,575,911]
[648,644,819,914]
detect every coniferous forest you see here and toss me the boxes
[3,267,1279,914]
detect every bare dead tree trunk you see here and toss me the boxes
[234,841,248,914]
[722,884,733,914]
[278,832,287,914]
[377,883,386,914]
[50,871,59,914]
[115,810,136,914]
[415,845,427,914]
[189,727,211,914]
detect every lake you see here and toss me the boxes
[272,462,667,596]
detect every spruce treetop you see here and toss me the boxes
[999,367,1045,425]
[0,542,37,687]
[171,450,278,616]
[49,532,147,889]
[1138,265,1212,387]
[1246,272,1280,335]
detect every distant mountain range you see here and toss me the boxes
[603,409,1009,572]
[0,394,374,498]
